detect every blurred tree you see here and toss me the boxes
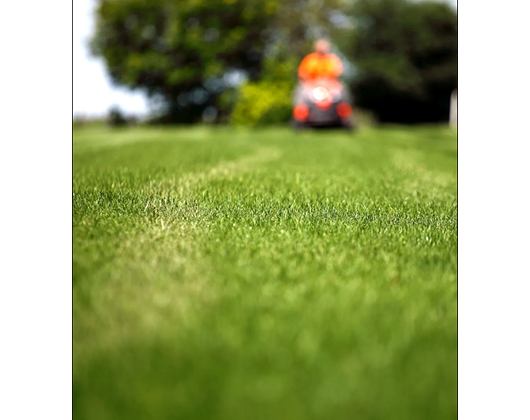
[344,0,457,123]
[107,106,128,127]
[91,0,280,122]
[269,0,353,60]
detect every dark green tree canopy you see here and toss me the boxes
[345,0,457,122]
[92,0,280,122]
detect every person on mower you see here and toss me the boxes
[298,39,344,82]
[293,39,353,128]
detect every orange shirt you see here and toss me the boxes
[298,52,344,81]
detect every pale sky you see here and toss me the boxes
[73,0,149,118]
[73,0,457,118]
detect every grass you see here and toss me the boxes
[73,124,457,420]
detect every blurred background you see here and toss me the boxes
[74,0,457,126]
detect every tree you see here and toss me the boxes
[107,106,128,127]
[344,0,457,123]
[91,0,280,122]
[269,0,354,61]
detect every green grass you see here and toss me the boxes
[74,125,457,420]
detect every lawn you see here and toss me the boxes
[73,125,457,420]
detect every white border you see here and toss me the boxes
[2,1,530,419]
[459,1,530,419]
[0,1,72,419]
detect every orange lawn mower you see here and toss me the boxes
[292,78,355,130]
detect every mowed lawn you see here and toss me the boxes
[73,125,457,420]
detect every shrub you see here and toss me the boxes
[231,81,293,126]
[107,106,129,127]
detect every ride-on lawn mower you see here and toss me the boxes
[292,78,355,130]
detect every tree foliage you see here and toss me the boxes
[344,0,457,123]
[92,0,280,122]
[269,0,354,60]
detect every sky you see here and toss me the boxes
[73,0,457,118]
[73,0,149,118]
